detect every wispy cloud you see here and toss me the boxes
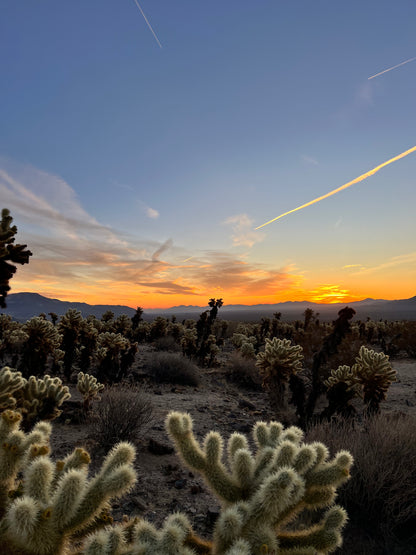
[301,155,319,166]
[2,161,304,306]
[351,252,416,275]
[146,206,159,219]
[224,214,265,248]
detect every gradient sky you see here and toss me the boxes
[1,1,415,308]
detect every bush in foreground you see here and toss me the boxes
[90,385,153,451]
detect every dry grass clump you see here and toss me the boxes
[305,413,416,552]
[225,352,262,390]
[153,335,181,352]
[90,385,153,450]
[146,352,200,386]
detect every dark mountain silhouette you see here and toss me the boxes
[1,292,416,322]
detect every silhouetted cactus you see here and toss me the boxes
[19,317,62,378]
[0,209,32,308]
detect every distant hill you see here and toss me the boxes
[1,292,416,322]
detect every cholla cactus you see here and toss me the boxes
[58,309,83,381]
[77,372,104,413]
[20,317,62,378]
[0,367,25,411]
[0,410,137,555]
[324,365,359,392]
[232,334,256,359]
[181,327,198,358]
[353,346,396,413]
[18,374,71,428]
[0,208,32,308]
[83,513,197,555]
[166,411,352,554]
[256,338,304,412]
[95,332,130,383]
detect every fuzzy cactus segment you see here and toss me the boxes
[0,411,137,555]
[166,411,353,554]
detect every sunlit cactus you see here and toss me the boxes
[0,367,25,411]
[18,374,71,428]
[77,372,104,413]
[353,346,396,413]
[166,411,352,554]
[256,337,304,412]
[0,411,136,555]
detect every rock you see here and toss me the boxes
[238,398,256,410]
[147,438,174,455]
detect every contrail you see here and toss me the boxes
[255,145,416,230]
[368,56,416,80]
[132,0,163,49]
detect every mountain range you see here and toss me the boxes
[2,292,416,322]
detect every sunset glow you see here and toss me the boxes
[1,2,415,311]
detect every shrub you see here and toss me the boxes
[90,385,153,451]
[305,413,416,552]
[225,352,262,390]
[146,352,200,386]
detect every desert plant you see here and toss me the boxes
[58,309,83,381]
[95,332,130,383]
[225,352,262,390]
[256,337,304,414]
[0,208,32,308]
[164,411,353,554]
[306,414,416,552]
[19,317,62,378]
[89,385,153,451]
[146,352,200,386]
[76,371,104,414]
[0,409,136,555]
[352,345,396,414]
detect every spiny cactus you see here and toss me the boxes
[0,410,137,555]
[353,346,396,413]
[166,411,352,554]
[18,374,71,428]
[19,317,62,378]
[256,337,304,412]
[323,347,396,416]
[77,371,104,413]
[0,367,25,411]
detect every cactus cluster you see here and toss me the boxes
[324,346,396,414]
[77,371,104,413]
[256,338,304,412]
[0,409,136,555]
[165,411,352,554]
[0,367,70,428]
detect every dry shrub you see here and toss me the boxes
[153,335,181,352]
[226,352,262,390]
[146,352,200,386]
[90,385,153,450]
[305,413,416,552]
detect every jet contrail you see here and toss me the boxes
[132,0,163,49]
[255,145,416,230]
[368,56,416,80]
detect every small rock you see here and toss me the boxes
[147,438,174,455]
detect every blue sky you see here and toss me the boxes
[1,1,415,307]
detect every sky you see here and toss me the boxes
[1,0,415,309]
